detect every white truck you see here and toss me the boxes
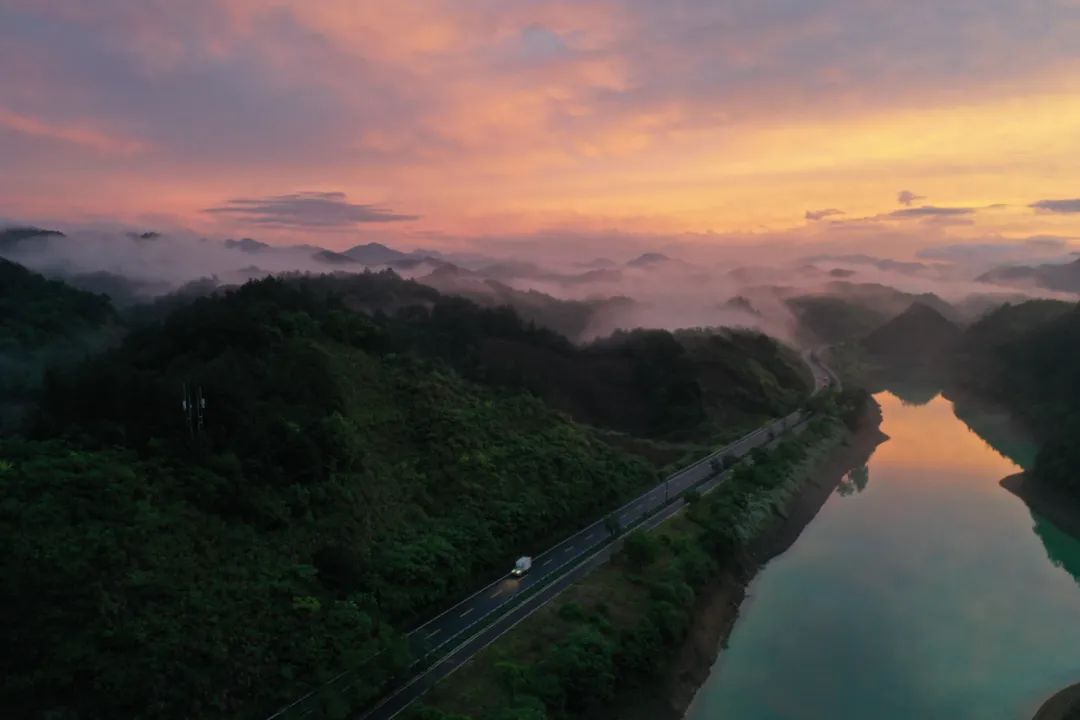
[511,556,532,577]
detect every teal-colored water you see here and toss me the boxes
[685,392,1080,720]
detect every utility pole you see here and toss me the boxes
[182,383,193,439]
[181,384,207,438]
[195,385,205,435]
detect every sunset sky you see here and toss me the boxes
[2,1,1079,255]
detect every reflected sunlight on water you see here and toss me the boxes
[686,392,1080,720]
[872,393,1022,477]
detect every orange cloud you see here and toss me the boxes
[3,0,1080,250]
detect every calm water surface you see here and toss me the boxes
[685,392,1080,720]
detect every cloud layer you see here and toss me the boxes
[1031,198,1080,214]
[806,208,845,221]
[897,190,925,207]
[204,192,418,228]
[888,206,973,218]
[1,1,1078,249]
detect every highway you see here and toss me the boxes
[270,353,836,720]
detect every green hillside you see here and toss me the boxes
[861,302,960,366]
[286,272,811,442]
[0,258,117,427]
[1,267,816,718]
[5,277,657,719]
[952,299,1080,495]
[787,296,889,345]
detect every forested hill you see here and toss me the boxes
[1,269,813,718]
[951,299,1080,496]
[264,272,812,441]
[860,302,960,366]
[0,258,117,426]
[4,277,657,719]
[0,258,114,346]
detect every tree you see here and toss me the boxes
[622,530,661,568]
[546,626,616,714]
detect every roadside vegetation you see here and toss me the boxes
[412,389,868,720]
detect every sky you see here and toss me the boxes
[2,0,1079,256]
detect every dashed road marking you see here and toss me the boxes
[459,608,474,619]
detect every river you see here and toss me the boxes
[685,391,1080,720]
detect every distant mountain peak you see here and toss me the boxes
[224,237,270,253]
[977,257,1080,293]
[722,295,761,316]
[626,252,674,268]
[861,301,961,360]
[348,241,395,253]
[0,226,66,253]
[343,241,410,265]
[312,249,359,265]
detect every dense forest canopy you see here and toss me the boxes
[0,259,118,427]
[0,265,814,719]
[4,276,660,719]
[952,300,1080,494]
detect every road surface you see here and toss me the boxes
[270,353,836,720]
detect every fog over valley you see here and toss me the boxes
[3,222,1075,346]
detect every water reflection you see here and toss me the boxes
[1032,513,1080,587]
[836,465,869,496]
[950,397,1038,471]
[685,392,1080,720]
[881,379,941,407]
[871,390,1020,475]
[860,365,943,408]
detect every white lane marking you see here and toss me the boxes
[459,607,474,619]
[426,628,441,640]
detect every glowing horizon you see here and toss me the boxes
[2,1,1079,255]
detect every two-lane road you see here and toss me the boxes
[358,410,819,720]
[401,407,810,662]
[272,352,836,720]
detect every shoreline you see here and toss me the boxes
[1000,474,1080,720]
[613,401,889,720]
[1000,473,1080,542]
[1032,682,1080,720]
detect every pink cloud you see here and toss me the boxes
[0,107,148,155]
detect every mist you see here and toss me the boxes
[2,223,1076,348]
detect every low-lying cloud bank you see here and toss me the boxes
[2,220,1076,348]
